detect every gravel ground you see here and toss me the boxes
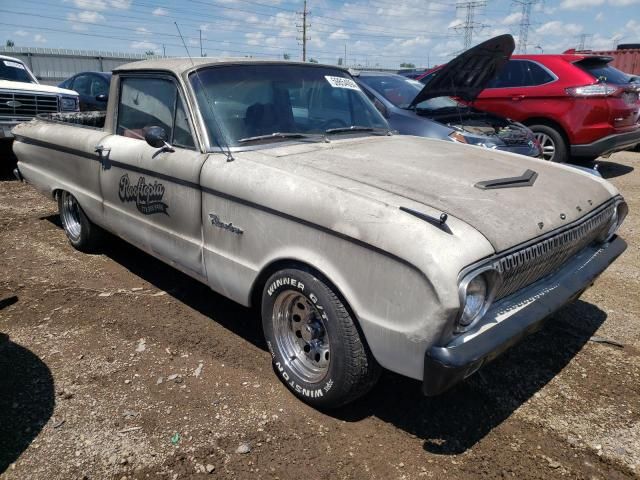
[1,151,639,480]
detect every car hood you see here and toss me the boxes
[0,79,78,96]
[247,136,617,252]
[409,34,514,107]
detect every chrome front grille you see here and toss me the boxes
[493,202,615,300]
[0,92,59,118]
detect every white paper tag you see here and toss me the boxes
[324,75,360,91]
[3,60,25,70]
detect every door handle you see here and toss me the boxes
[511,95,525,101]
[95,145,111,155]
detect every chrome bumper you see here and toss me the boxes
[423,236,627,395]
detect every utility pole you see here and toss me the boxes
[162,44,166,57]
[577,33,592,51]
[199,29,203,57]
[344,44,347,67]
[513,0,539,53]
[452,1,487,50]
[296,0,310,61]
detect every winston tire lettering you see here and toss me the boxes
[266,286,334,399]
[118,174,169,215]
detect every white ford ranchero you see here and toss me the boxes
[12,58,628,408]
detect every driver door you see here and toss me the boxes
[99,74,208,281]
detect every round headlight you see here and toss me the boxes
[459,275,488,328]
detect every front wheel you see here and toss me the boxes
[262,268,380,408]
[58,191,102,252]
[529,124,568,163]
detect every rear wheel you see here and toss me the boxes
[529,124,567,163]
[262,268,380,408]
[58,191,101,252]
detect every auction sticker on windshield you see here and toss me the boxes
[3,60,25,69]
[325,76,360,91]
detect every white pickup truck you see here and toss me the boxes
[12,58,628,408]
[1,54,79,143]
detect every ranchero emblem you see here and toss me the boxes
[6,100,23,108]
[118,174,168,215]
[209,213,243,235]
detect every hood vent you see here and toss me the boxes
[475,169,538,190]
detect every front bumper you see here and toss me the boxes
[423,236,627,396]
[571,129,640,158]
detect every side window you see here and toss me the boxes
[73,74,92,95]
[90,76,109,96]
[173,97,195,149]
[488,60,555,88]
[117,76,195,149]
[525,61,555,85]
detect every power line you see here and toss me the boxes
[452,0,488,50]
[13,0,460,42]
[513,0,539,53]
[3,1,457,45]
[0,14,433,63]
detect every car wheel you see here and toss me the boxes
[262,268,380,408]
[529,125,567,163]
[58,191,101,252]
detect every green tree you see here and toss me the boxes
[308,58,318,63]
[6,39,15,47]
[145,50,155,56]
[399,62,415,68]
[283,53,291,60]
[337,57,343,66]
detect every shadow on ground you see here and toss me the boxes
[41,216,608,456]
[335,299,607,454]
[0,334,55,473]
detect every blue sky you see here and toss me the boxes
[0,0,639,68]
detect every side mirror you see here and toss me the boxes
[373,98,389,118]
[144,126,174,152]
[96,94,108,102]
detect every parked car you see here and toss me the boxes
[421,53,640,162]
[1,54,79,143]
[354,36,541,158]
[59,72,111,111]
[12,58,627,409]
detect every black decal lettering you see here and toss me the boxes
[118,174,169,216]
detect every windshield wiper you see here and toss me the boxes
[325,126,390,135]
[237,132,327,144]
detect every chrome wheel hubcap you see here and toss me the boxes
[534,132,556,161]
[272,291,330,383]
[60,192,82,242]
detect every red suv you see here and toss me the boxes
[419,54,640,162]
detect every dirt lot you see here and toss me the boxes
[1,151,639,480]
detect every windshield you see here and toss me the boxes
[0,59,36,83]
[190,64,389,147]
[358,74,460,110]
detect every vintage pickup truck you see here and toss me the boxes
[12,58,628,408]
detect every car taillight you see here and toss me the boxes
[566,83,621,97]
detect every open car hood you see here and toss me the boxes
[409,34,515,107]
